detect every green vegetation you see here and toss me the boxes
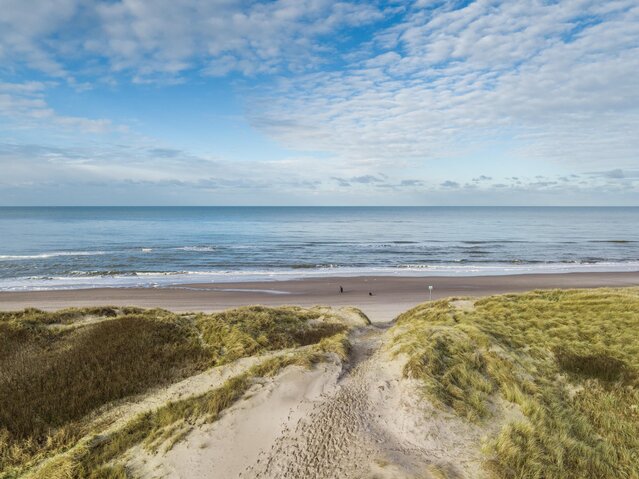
[390,288,639,479]
[0,305,360,478]
[196,305,352,363]
[7,289,636,478]
[30,350,328,479]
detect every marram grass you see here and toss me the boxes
[26,341,345,479]
[0,305,359,478]
[5,290,636,478]
[390,288,639,479]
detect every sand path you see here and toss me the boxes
[247,326,384,479]
[247,324,489,479]
[130,322,491,479]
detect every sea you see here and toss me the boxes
[0,206,638,291]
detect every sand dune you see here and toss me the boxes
[130,360,342,478]
[126,317,513,479]
[4,286,638,478]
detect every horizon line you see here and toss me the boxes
[2,205,639,208]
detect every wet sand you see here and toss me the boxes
[1,271,637,322]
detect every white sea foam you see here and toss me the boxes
[1,262,638,291]
[176,246,217,252]
[0,251,106,261]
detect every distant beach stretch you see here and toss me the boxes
[2,206,638,320]
[2,272,638,322]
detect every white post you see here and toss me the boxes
[428,285,433,301]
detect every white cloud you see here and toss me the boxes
[1,0,638,205]
[0,142,338,193]
[2,139,636,205]
[0,0,78,77]
[0,0,387,81]
[0,82,120,134]
[250,0,639,170]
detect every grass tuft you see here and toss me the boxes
[554,347,634,383]
[196,305,349,364]
[391,288,639,478]
[401,325,496,421]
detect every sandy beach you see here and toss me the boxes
[2,271,637,322]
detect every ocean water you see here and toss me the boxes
[0,206,638,290]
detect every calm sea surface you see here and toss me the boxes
[0,207,638,290]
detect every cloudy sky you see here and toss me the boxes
[1,0,638,205]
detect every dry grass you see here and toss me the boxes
[0,305,356,478]
[391,288,639,479]
[26,339,345,479]
[0,309,210,475]
[0,307,145,325]
[196,305,349,363]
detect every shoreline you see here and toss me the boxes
[1,271,637,322]
[2,262,639,291]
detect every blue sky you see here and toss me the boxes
[0,0,638,205]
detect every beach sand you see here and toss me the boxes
[1,271,637,323]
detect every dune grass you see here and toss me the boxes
[196,305,350,364]
[0,309,210,474]
[390,288,639,479]
[1,306,121,324]
[27,332,350,479]
[0,305,357,478]
[30,352,319,479]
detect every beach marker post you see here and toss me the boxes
[429,285,433,301]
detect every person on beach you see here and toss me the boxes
[340,285,344,293]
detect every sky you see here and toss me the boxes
[0,0,638,206]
